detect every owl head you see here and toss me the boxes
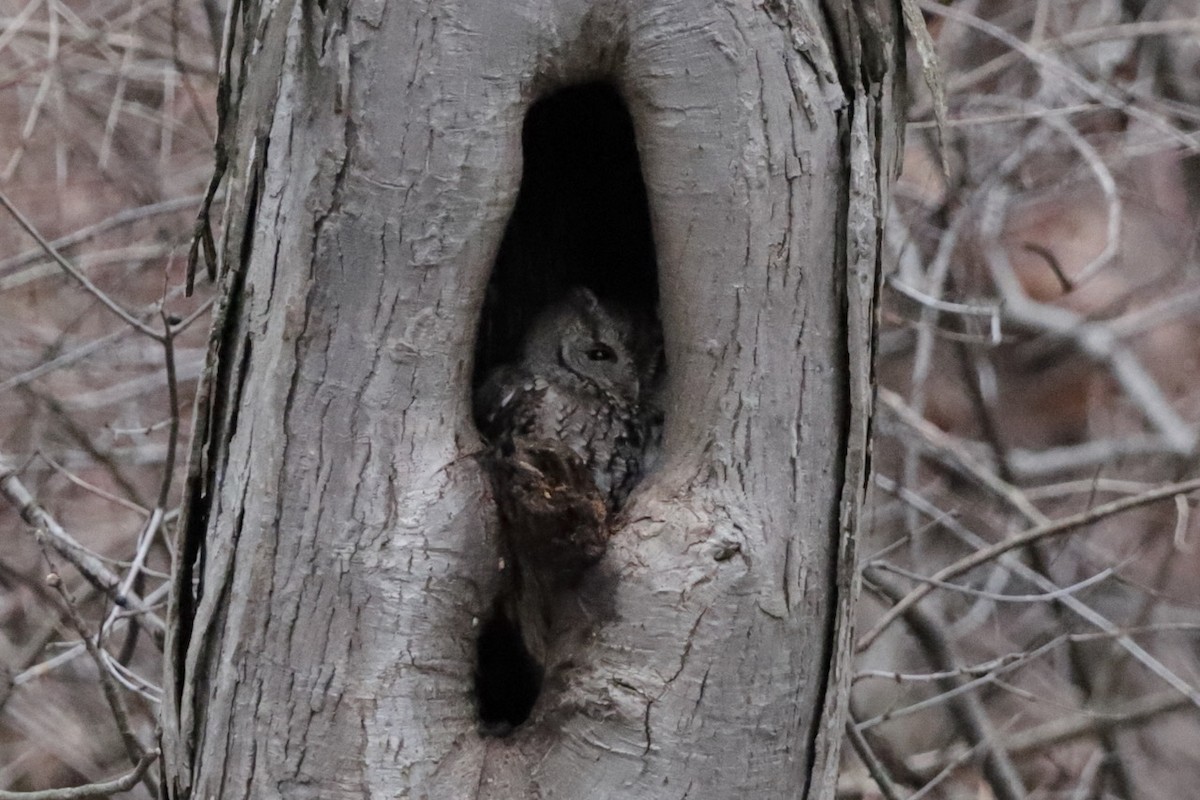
[522,287,640,401]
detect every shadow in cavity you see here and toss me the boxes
[473,81,660,386]
[474,605,544,736]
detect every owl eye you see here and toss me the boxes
[586,343,617,362]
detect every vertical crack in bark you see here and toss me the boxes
[800,4,899,798]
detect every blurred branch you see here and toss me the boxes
[909,690,1192,775]
[42,571,149,793]
[980,185,1196,455]
[0,457,165,636]
[1037,114,1119,285]
[913,21,1200,120]
[1005,689,1192,755]
[0,749,158,800]
[860,476,1200,652]
[863,571,1027,800]
[919,0,1200,151]
[0,193,206,274]
[871,475,1200,712]
[1001,436,1180,479]
[0,327,134,396]
[879,387,1048,523]
[844,715,906,800]
[0,190,162,340]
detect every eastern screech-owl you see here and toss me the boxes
[475,287,649,510]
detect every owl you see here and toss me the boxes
[473,288,656,735]
[475,287,648,511]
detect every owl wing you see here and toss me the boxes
[600,399,647,509]
[474,365,546,444]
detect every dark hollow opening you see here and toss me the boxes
[474,606,544,737]
[472,82,661,734]
[472,81,660,385]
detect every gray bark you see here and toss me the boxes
[161,0,903,798]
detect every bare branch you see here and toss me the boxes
[0,457,165,635]
[844,716,906,800]
[860,477,1200,652]
[0,193,206,273]
[0,189,162,340]
[0,749,158,800]
[868,559,1117,603]
[981,172,1195,457]
[43,571,145,770]
[862,572,1027,800]
[869,476,1200,713]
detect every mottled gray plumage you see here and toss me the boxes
[476,288,647,509]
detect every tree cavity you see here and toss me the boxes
[472,82,663,736]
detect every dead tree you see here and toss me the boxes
[160,0,904,797]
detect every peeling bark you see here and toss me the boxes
[161,1,904,798]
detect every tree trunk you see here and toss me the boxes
[161,0,903,797]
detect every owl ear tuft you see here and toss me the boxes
[566,286,602,316]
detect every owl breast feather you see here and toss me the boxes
[478,365,643,509]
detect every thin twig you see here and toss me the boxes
[13,583,170,687]
[0,189,162,340]
[36,452,150,518]
[0,193,206,274]
[873,475,1200,708]
[0,458,164,634]
[854,624,1200,686]
[867,559,1117,603]
[859,477,1200,652]
[863,573,1028,800]
[845,715,905,800]
[0,749,158,800]
[43,570,145,769]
